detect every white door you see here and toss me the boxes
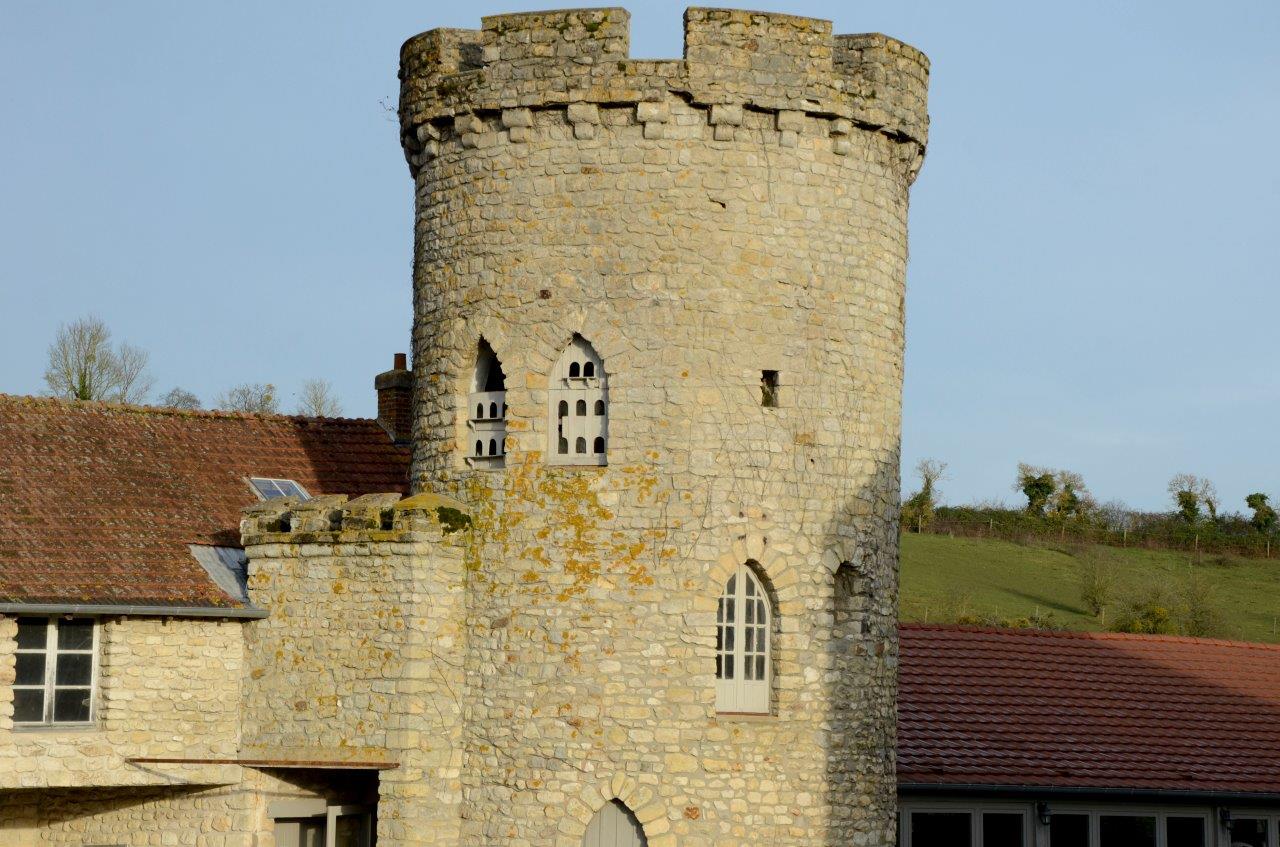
[582,800,647,847]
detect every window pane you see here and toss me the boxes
[1100,815,1155,847]
[57,619,94,650]
[983,813,1023,847]
[1166,817,1205,847]
[56,652,93,686]
[15,652,45,685]
[336,813,370,847]
[1049,814,1089,847]
[1231,819,1268,847]
[16,618,47,649]
[53,688,92,722]
[723,655,733,679]
[755,655,765,679]
[912,812,972,847]
[13,688,44,723]
[277,480,305,498]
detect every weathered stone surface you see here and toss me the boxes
[395,7,927,846]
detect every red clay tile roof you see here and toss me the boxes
[0,395,410,609]
[899,624,1280,795]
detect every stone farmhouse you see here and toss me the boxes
[3,7,1280,847]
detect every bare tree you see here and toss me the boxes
[296,379,343,417]
[1198,478,1220,522]
[1051,469,1094,518]
[215,383,279,414]
[159,387,201,410]
[43,315,154,404]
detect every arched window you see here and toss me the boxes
[468,340,507,468]
[582,800,647,847]
[549,335,607,466]
[715,563,772,714]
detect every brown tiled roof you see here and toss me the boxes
[899,624,1280,795]
[0,395,410,609]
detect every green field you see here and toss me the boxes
[900,532,1280,643]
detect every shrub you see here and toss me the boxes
[1078,556,1117,617]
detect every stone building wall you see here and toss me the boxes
[239,492,472,847]
[0,614,242,788]
[0,614,254,846]
[398,8,927,846]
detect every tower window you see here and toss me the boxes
[715,563,772,714]
[761,370,779,408]
[548,335,608,466]
[467,340,507,468]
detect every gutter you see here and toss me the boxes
[0,602,268,620]
[899,782,1280,806]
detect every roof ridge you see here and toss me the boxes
[900,622,1280,651]
[0,392,376,425]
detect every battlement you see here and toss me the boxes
[399,6,928,163]
[240,491,472,544]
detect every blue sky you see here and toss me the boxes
[1,2,1277,511]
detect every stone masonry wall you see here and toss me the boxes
[239,492,472,847]
[0,614,242,788]
[399,8,927,846]
[0,614,257,846]
[0,768,351,847]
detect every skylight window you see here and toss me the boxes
[249,478,310,501]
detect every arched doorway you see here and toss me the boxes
[582,800,647,847]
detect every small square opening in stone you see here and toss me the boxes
[761,371,779,408]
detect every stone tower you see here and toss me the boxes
[397,7,928,845]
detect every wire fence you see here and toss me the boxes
[909,510,1277,560]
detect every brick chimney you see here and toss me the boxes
[375,353,413,445]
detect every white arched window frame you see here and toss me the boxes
[715,564,772,714]
[548,336,607,466]
[467,341,507,468]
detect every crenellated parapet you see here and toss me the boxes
[399,6,929,176]
[240,491,472,545]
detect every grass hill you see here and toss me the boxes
[900,532,1280,643]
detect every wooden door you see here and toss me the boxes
[582,800,647,847]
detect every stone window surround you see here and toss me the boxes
[11,615,100,729]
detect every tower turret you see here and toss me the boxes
[398,8,928,845]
